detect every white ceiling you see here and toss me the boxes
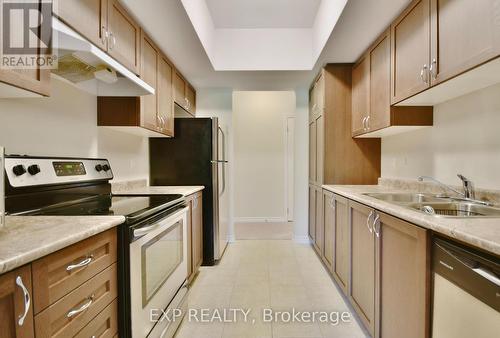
[206,0,322,29]
[120,0,412,90]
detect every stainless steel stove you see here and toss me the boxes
[4,155,189,338]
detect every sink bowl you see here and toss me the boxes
[407,202,500,218]
[364,193,448,204]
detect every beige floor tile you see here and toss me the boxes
[176,239,366,338]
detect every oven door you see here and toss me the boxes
[129,207,188,338]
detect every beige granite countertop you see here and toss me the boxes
[114,185,205,197]
[323,185,500,256]
[0,216,125,274]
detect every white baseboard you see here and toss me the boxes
[234,217,287,223]
[293,235,311,244]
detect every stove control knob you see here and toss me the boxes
[95,164,103,172]
[102,164,110,172]
[28,164,41,175]
[12,164,27,176]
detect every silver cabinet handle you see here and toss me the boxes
[366,210,374,234]
[366,116,370,131]
[430,58,437,80]
[67,295,94,318]
[373,213,381,237]
[362,117,367,131]
[66,256,93,272]
[16,276,30,326]
[109,32,116,50]
[420,64,429,84]
[101,26,108,46]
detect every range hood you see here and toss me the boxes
[51,17,154,96]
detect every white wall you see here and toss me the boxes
[233,91,295,222]
[382,84,500,190]
[0,78,149,182]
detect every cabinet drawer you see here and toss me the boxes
[75,298,117,338]
[34,264,117,338]
[32,229,117,314]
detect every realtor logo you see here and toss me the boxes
[1,0,57,69]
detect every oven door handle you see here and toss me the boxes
[133,223,161,237]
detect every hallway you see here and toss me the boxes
[175,240,368,338]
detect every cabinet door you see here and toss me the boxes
[314,187,324,254]
[391,0,431,104]
[107,0,140,74]
[315,115,324,185]
[349,201,376,336]
[158,56,174,136]
[54,0,108,51]
[352,55,370,136]
[308,185,316,242]
[173,70,186,107]
[186,84,196,115]
[0,265,34,338]
[322,190,335,271]
[375,212,429,338]
[192,193,203,270]
[186,197,193,280]
[369,31,391,132]
[315,73,325,115]
[430,0,500,85]
[308,120,317,183]
[333,195,349,294]
[139,32,159,132]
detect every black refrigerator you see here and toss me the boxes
[149,117,229,266]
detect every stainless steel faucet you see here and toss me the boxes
[417,175,465,197]
[417,174,491,205]
[457,174,475,199]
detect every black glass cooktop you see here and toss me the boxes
[19,194,184,219]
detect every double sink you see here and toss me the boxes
[364,193,500,218]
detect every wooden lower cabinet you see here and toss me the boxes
[74,299,117,338]
[322,190,335,271]
[0,265,34,338]
[332,194,350,294]
[376,212,429,338]
[187,191,203,283]
[349,201,377,336]
[308,185,316,243]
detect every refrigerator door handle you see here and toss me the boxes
[218,126,227,196]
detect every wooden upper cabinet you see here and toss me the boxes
[352,55,370,136]
[430,0,500,85]
[391,0,431,104]
[0,265,35,338]
[173,70,186,107]
[139,31,159,132]
[376,212,429,338]
[369,31,391,132]
[0,0,50,97]
[349,201,376,336]
[107,0,140,74]
[54,0,108,51]
[158,56,174,136]
[186,84,196,115]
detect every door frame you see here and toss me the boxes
[285,116,295,222]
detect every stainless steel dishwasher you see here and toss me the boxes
[432,237,500,338]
